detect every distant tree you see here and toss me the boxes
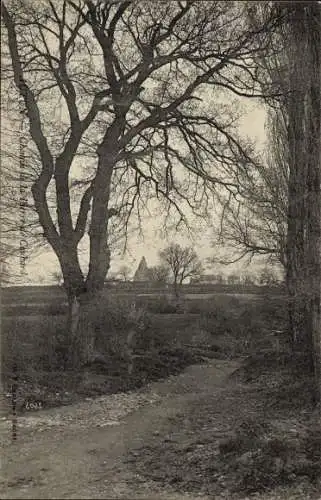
[52,270,64,287]
[259,267,279,286]
[150,265,170,284]
[227,274,241,286]
[0,261,11,286]
[242,273,256,286]
[159,243,202,297]
[214,274,224,285]
[118,265,131,282]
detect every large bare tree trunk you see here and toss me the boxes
[286,1,321,400]
[65,292,102,369]
[65,151,117,367]
[59,244,110,368]
[86,123,123,295]
[305,1,321,401]
[286,77,307,350]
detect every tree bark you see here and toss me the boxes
[286,2,321,399]
[305,1,321,400]
[58,246,95,368]
[86,120,123,295]
[173,280,180,299]
[59,169,116,369]
[65,291,99,369]
[286,73,307,350]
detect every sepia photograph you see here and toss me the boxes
[0,1,320,499]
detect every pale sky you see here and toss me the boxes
[19,102,267,284]
[2,22,268,285]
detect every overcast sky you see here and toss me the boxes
[2,1,280,286]
[17,101,267,284]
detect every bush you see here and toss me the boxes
[304,426,321,463]
[234,434,321,494]
[199,306,239,337]
[1,315,70,405]
[135,295,179,314]
[219,417,270,457]
[255,296,287,330]
[83,296,152,359]
[197,295,289,359]
[219,415,321,495]
[185,296,241,315]
[2,317,63,371]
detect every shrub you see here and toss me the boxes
[185,296,241,315]
[198,296,289,359]
[1,315,70,402]
[255,296,287,330]
[234,435,320,494]
[186,300,213,314]
[135,295,179,314]
[220,416,321,495]
[83,296,152,360]
[199,306,238,337]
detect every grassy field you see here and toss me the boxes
[1,283,283,319]
[1,282,283,302]
[1,291,286,413]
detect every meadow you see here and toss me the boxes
[2,285,285,414]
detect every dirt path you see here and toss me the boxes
[0,359,240,499]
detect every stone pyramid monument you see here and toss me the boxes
[133,256,151,281]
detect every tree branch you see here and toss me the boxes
[74,183,94,244]
[2,3,60,250]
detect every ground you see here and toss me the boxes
[1,357,320,500]
[1,359,236,499]
[1,289,320,499]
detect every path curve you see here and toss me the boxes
[1,359,240,499]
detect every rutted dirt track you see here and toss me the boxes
[0,360,240,500]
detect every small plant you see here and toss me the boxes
[219,418,270,457]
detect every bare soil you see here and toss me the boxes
[1,359,238,499]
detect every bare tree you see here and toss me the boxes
[284,1,321,400]
[258,267,279,286]
[211,4,290,269]
[150,264,170,284]
[52,270,64,286]
[159,243,202,297]
[2,0,281,365]
[248,1,321,399]
[214,111,288,268]
[118,264,131,282]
